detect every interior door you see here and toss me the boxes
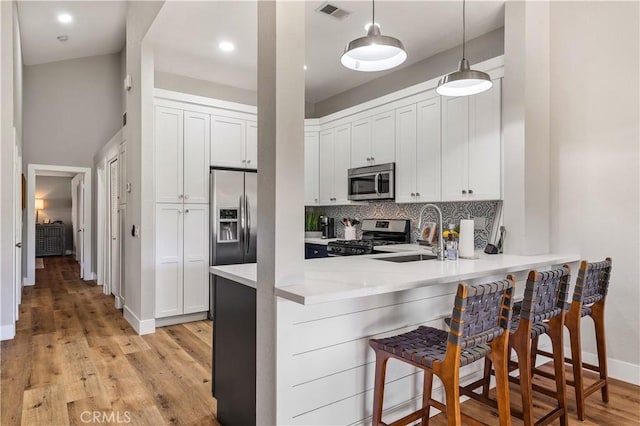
[14,134,22,313]
[77,176,85,278]
[109,159,120,298]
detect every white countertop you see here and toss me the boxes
[210,251,580,305]
[304,238,337,245]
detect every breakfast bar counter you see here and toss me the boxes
[210,252,580,425]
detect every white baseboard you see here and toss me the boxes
[114,295,124,309]
[0,324,16,341]
[123,305,156,335]
[565,346,640,386]
[65,249,73,255]
[83,272,96,281]
[155,312,208,328]
[23,277,34,286]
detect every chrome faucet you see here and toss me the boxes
[418,203,445,261]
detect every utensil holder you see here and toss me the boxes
[344,226,357,240]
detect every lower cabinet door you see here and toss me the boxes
[155,204,184,318]
[183,204,209,314]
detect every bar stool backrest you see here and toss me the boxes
[520,266,571,323]
[449,279,515,350]
[574,258,612,305]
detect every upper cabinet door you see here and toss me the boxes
[245,121,258,170]
[304,132,320,205]
[371,111,395,165]
[468,79,501,200]
[155,107,184,203]
[394,105,417,203]
[351,118,372,168]
[416,97,441,203]
[318,129,335,205]
[441,96,469,201]
[183,204,209,314]
[211,116,246,169]
[333,125,352,204]
[183,111,210,204]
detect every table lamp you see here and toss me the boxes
[35,199,44,223]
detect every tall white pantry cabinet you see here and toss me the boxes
[154,106,210,320]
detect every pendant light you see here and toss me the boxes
[341,0,407,72]
[437,0,492,96]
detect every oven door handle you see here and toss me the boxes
[374,173,380,195]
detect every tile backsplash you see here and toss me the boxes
[310,200,502,249]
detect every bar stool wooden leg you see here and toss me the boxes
[441,368,462,426]
[491,336,512,426]
[548,315,569,426]
[530,336,539,377]
[482,358,493,398]
[421,370,433,426]
[568,317,586,421]
[592,301,609,403]
[513,336,535,426]
[372,350,390,426]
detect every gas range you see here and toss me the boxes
[327,219,410,256]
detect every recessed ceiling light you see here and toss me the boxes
[218,41,235,52]
[57,13,73,24]
[57,35,69,42]
[304,65,308,71]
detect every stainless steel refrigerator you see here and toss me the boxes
[209,168,257,317]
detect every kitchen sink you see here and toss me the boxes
[375,253,438,263]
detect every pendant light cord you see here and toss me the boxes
[372,0,376,29]
[462,0,466,60]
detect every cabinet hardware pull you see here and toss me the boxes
[468,189,473,194]
[366,157,371,161]
[411,193,415,197]
[370,157,375,161]
[184,194,189,199]
[416,192,420,196]
[247,160,251,164]
[178,194,184,199]
[461,190,467,195]
[185,209,190,213]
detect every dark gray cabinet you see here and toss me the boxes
[36,224,65,257]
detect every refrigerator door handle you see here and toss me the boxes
[245,195,251,255]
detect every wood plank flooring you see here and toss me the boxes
[1,256,219,426]
[2,256,639,425]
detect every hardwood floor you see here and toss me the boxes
[2,256,639,425]
[1,256,219,426]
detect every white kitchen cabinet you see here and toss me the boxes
[155,204,183,318]
[155,203,209,318]
[210,116,256,169]
[155,107,184,204]
[155,107,210,204]
[183,111,210,204]
[182,204,209,314]
[304,131,320,205]
[441,79,501,201]
[319,124,351,205]
[395,96,441,203]
[245,121,258,169]
[350,111,395,168]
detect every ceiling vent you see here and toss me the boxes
[316,2,350,20]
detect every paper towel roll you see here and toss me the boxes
[459,219,475,258]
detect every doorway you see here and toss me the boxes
[25,164,92,286]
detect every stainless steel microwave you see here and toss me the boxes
[348,162,395,201]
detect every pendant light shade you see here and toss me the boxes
[341,1,407,72]
[437,0,492,96]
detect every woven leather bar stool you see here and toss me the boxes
[462,266,571,426]
[533,258,612,421]
[369,278,515,426]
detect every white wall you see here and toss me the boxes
[548,2,639,378]
[35,176,74,253]
[23,53,122,168]
[123,0,164,334]
[154,71,256,106]
[0,0,23,340]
